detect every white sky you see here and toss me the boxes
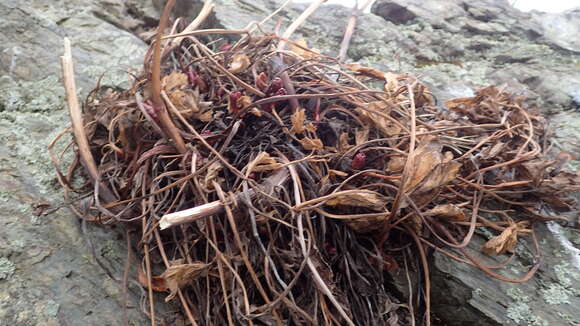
[295,0,579,13]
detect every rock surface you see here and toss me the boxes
[0,0,159,325]
[0,0,578,325]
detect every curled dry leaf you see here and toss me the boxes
[245,152,283,177]
[482,225,517,256]
[137,268,168,292]
[338,132,352,151]
[355,128,369,146]
[169,89,200,115]
[387,156,406,173]
[162,72,188,92]
[345,64,386,80]
[228,53,251,74]
[356,101,402,137]
[161,262,211,301]
[299,137,324,151]
[289,39,320,59]
[346,214,389,233]
[404,137,461,194]
[325,190,385,211]
[424,204,466,221]
[291,108,305,134]
[403,137,442,191]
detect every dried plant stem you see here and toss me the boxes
[278,0,328,51]
[285,159,356,326]
[152,0,187,154]
[160,169,288,229]
[60,38,117,204]
[169,0,215,46]
[338,0,373,62]
[163,29,248,40]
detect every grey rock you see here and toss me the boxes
[1,0,578,325]
[0,0,164,325]
[431,223,580,326]
[531,7,580,53]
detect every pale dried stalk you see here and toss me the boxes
[160,169,289,229]
[278,0,328,51]
[60,38,117,204]
[169,0,214,46]
[338,0,373,62]
[284,156,356,326]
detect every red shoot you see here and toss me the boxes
[267,77,283,95]
[351,152,366,170]
[229,91,242,114]
[186,68,198,87]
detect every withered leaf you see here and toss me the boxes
[325,190,385,211]
[424,204,466,221]
[299,137,324,151]
[169,89,199,114]
[289,39,320,59]
[163,72,188,92]
[403,137,442,192]
[137,268,167,292]
[228,53,251,74]
[415,160,461,194]
[404,137,461,195]
[305,123,317,133]
[355,127,369,146]
[338,132,352,151]
[245,152,283,177]
[345,64,387,80]
[482,225,519,256]
[387,156,406,173]
[346,214,389,233]
[197,110,213,122]
[161,262,210,301]
[290,108,305,134]
[356,101,402,137]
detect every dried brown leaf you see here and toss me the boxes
[482,225,518,256]
[162,72,188,92]
[403,138,442,191]
[326,190,385,211]
[196,110,213,122]
[416,161,461,194]
[305,123,317,133]
[345,64,386,80]
[289,39,320,59]
[228,53,251,74]
[355,127,369,146]
[346,214,388,233]
[356,101,402,137]
[291,109,305,134]
[245,152,283,177]
[328,169,348,178]
[299,137,324,151]
[169,89,199,114]
[424,204,466,221]
[137,268,167,292]
[338,132,352,151]
[161,262,210,301]
[387,156,406,173]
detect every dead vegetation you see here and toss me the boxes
[51,0,579,325]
